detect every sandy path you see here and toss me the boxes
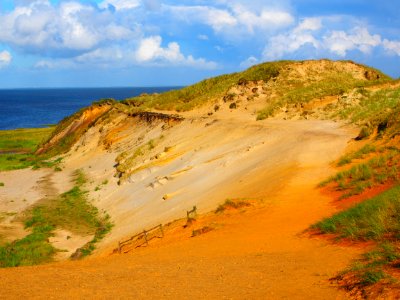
[0,119,359,299]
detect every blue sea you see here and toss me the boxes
[0,87,180,130]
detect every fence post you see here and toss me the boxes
[143,229,148,246]
[160,224,164,238]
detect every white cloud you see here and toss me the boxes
[240,56,259,68]
[135,36,217,69]
[0,51,12,67]
[262,17,400,60]
[198,34,209,41]
[0,0,137,55]
[296,17,322,32]
[167,4,294,39]
[99,0,141,10]
[323,27,381,56]
[136,36,184,62]
[263,17,321,60]
[382,39,400,56]
[232,5,294,33]
[168,6,237,32]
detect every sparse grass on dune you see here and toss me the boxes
[122,61,286,112]
[0,170,112,267]
[32,171,102,235]
[333,85,400,131]
[314,185,400,240]
[313,186,400,286]
[0,207,57,268]
[337,144,377,167]
[319,146,400,199]
[215,199,251,214]
[257,62,390,120]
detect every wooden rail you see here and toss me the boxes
[117,205,198,254]
[118,224,164,254]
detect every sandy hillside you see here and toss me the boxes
[0,114,361,298]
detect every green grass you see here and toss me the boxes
[320,148,400,199]
[313,185,400,240]
[313,186,400,286]
[0,127,56,171]
[122,61,286,112]
[337,144,377,167]
[334,85,400,128]
[256,63,390,120]
[0,208,57,267]
[0,170,113,267]
[0,127,53,152]
[30,170,109,235]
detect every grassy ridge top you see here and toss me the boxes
[122,60,285,111]
[121,59,390,113]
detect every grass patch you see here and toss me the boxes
[0,127,57,171]
[337,144,377,166]
[0,208,57,267]
[313,185,400,240]
[256,63,389,120]
[0,170,113,267]
[334,86,400,127]
[215,199,251,213]
[320,148,400,198]
[29,170,110,235]
[313,186,400,286]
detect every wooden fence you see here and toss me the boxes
[118,224,164,254]
[117,205,198,254]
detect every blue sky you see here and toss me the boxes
[0,0,399,88]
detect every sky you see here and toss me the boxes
[0,0,399,88]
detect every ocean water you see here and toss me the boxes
[0,87,179,130]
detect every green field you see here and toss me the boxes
[0,127,54,171]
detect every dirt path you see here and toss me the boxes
[0,174,357,299]
[0,120,360,299]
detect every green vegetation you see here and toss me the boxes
[215,199,251,213]
[0,170,112,267]
[337,144,377,167]
[0,127,55,171]
[122,61,286,112]
[313,186,400,285]
[257,64,390,120]
[314,185,400,239]
[0,182,4,187]
[33,171,105,234]
[0,208,57,267]
[334,86,400,127]
[320,147,400,199]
